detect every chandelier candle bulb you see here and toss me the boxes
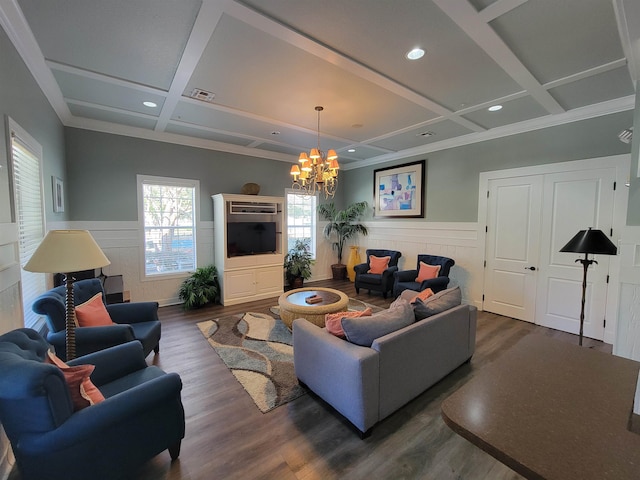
[291,106,340,198]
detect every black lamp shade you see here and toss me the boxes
[560,228,617,255]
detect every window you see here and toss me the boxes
[9,119,46,330]
[137,175,198,277]
[286,190,316,257]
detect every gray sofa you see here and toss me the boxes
[293,303,477,435]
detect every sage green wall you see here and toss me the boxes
[627,93,640,225]
[343,110,634,222]
[64,128,295,221]
[0,26,66,223]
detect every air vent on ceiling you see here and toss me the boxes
[189,88,215,102]
[618,127,633,144]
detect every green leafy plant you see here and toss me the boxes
[284,239,315,287]
[179,265,220,309]
[317,201,369,265]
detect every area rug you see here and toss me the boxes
[197,298,382,413]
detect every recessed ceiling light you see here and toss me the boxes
[488,105,503,112]
[406,48,425,60]
[271,131,280,135]
[417,131,435,137]
[348,148,356,153]
[142,101,157,108]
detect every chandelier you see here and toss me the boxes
[290,106,339,198]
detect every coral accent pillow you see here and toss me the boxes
[46,351,105,411]
[325,308,372,338]
[415,262,441,282]
[411,288,434,303]
[368,255,391,274]
[75,292,114,327]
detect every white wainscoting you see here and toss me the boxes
[614,226,640,360]
[60,221,214,306]
[313,221,481,306]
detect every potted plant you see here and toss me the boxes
[284,239,315,288]
[317,201,369,280]
[179,265,220,309]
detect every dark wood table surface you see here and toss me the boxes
[441,334,640,480]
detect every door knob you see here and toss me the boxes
[525,266,536,271]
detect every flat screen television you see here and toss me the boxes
[227,222,277,256]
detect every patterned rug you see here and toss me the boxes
[197,298,381,413]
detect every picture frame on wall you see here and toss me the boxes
[373,160,425,218]
[52,176,64,213]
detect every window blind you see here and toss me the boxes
[10,131,46,329]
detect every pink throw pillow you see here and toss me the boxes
[75,292,114,327]
[410,288,434,303]
[368,255,391,274]
[325,307,372,338]
[45,350,105,411]
[415,262,441,282]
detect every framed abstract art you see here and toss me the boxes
[373,160,425,218]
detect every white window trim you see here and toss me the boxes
[285,189,317,258]
[136,174,200,281]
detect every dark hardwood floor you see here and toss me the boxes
[11,280,612,480]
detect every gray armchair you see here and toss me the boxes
[32,278,161,361]
[354,249,402,298]
[393,254,454,297]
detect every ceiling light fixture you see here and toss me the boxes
[142,101,157,108]
[348,148,356,153]
[406,48,425,60]
[290,106,339,199]
[488,105,503,112]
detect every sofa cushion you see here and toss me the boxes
[325,308,372,338]
[415,262,441,282]
[413,285,462,321]
[342,299,414,347]
[399,288,434,304]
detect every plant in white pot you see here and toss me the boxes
[317,201,368,280]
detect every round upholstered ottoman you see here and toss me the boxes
[278,287,349,330]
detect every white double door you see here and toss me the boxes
[483,165,619,341]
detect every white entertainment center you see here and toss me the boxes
[212,193,285,305]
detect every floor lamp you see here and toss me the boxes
[559,228,617,346]
[23,230,110,360]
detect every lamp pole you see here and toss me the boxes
[575,254,597,347]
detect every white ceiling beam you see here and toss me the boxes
[154,0,229,132]
[225,0,486,133]
[434,0,565,115]
[478,0,529,22]
[0,0,71,123]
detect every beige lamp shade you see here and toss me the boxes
[290,164,301,176]
[309,148,321,159]
[24,230,110,273]
[327,149,338,161]
[298,152,309,163]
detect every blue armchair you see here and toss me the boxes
[32,278,161,361]
[354,249,402,298]
[0,328,185,480]
[393,254,455,297]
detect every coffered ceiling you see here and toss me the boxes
[1,0,638,168]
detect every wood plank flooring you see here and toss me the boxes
[11,280,612,480]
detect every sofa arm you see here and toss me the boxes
[21,372,183,454]
[353,263,369,274]
[371,304,477,420]
[395,269,418,282]
[419,276,450,292]
[47,325,136,361]
[293,318,379,433]
[68,341,148,386]
[107,302,159,324]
